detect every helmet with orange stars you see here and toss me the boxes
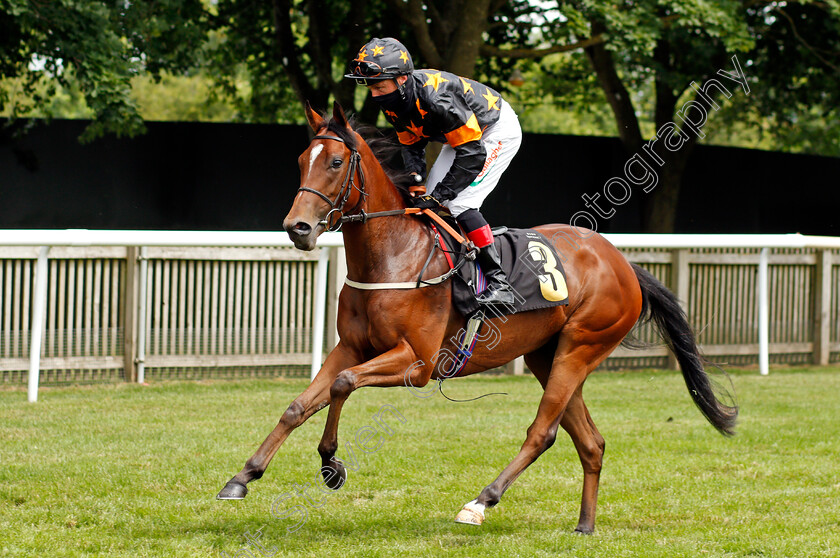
[345,37,414,85]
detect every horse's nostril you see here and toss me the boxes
[293,222,312,235]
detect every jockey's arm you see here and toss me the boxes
[402,139,428,179]
[429,139,486,202]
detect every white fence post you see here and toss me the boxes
[137,247,148,384]
[28,246,50,402]
[668,249,691,370]
[758,247,770,376]
[814,249,833,366]
[311,247,330,381]
[325,246,347,353]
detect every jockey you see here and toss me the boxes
[344,37,522,307]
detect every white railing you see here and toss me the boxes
[0,230,343,402]
[606,233,840,376]
[1,230,838,402]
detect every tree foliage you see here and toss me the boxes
[4,1,838,149]
[476,0,840,230]
[742,1,840,155]
[205,0,416,125]
[0,0,208,140]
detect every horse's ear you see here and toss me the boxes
[305,101,324,133]
[332,101,350,129]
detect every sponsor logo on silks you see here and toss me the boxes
[469,140,504,187]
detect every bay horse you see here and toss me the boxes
[217,102,737,533]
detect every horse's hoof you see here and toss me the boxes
[323,459,347,490]
[454,500,485,526]
[217,480,248,500]
[574,526,594,535]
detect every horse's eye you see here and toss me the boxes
[331,158,343,168]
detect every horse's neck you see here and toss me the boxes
[359,148,407,215]
[341,151,431,282]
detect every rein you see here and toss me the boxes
[346,207,469,246]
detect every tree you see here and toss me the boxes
[207,0,413,125]
[206,0,601,123]
[386,0,498,76]
[0,0,208,140]
[739,1,840,157]
[471,1,840,231]
[578,1,754,232]
[573,0,840,232]
[452,1,752,232]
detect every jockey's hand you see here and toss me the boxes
[412,194,442,210]
[408,173,425,197]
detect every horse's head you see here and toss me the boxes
[283,102,363,251]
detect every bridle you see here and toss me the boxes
[296,130,470,245]
[296,134,367,231]
[296,133,451,231]
[294,130,477,290]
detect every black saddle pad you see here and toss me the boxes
[427,214,569,318]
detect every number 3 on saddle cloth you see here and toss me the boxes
[421,209,570,319]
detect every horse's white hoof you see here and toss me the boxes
[454,500,485,525]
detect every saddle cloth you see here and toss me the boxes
[426,213,570,318]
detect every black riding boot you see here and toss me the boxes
[476,242,515,306]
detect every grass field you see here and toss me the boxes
[2,367,839,557]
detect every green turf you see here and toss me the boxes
[1,367,839,557]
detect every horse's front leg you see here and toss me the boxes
[217,341,360,499]
[317,339,427,489]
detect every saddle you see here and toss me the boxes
[419,209,570,319]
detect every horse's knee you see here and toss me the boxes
[402,360,432,392]
[526,423,559,454]
[329,370,356,400]
[279,401,305,428]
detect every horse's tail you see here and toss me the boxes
[631,263,738,436]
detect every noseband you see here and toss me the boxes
[296,134,366,231]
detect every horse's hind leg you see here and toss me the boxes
[455,338,613,530]
[560,389,605,534]
[217,342,359,499]
[526,343,605,533]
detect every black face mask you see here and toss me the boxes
[372,81,414,115]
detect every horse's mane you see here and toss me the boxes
[316,115,415,204]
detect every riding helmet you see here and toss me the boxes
[345,37,414,85]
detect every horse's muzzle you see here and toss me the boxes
[284,219,318,251]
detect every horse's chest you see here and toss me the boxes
[338,296,405,353]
